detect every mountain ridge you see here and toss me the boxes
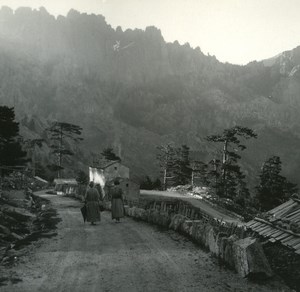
[0,6,300,187]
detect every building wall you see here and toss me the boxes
[104,178,140,204]
[103,162,129,182]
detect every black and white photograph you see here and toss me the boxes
[0,0,299,291]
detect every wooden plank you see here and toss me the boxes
[264,227,277,237]
[275,232,290,241]
[253,222,267,231]
[256,224,269,233]
[287,238,300,248]
[287,213,300,221]
[245,220,256,227]
[269,200,294,214]
[251,225,263,232]
[295,249,300,255]
[275,203,298,218]
[260,226,274,236]
[270,230,284,238]
[249,221,262,229]
[285,208,300,218]
[281,235,294,244]
[293,242,300,250]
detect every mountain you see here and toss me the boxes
[0,6,300,188]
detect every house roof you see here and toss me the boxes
[95,159,121,169]
[54,178,78,185]
[34,176,48,184]
[246,198,300,254]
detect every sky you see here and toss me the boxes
[0,0,299,65]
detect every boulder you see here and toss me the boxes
[157,212,171,227]
[191,220,207,246]
[223,235,239,268]
[207,227,219,256]
[232,237,273,279]
[127,207,136,217]
[169,214,187,231]
[135,208,147,220]
[181,220,193,236]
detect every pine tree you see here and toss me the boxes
[173,145,192,185]
[101,147,121,161]
[256,156,298,210]
[24,138,44,176]
[156,143,177,189]
[206,126,257,199]
[46,122,83,178]
[191,160,210,186]
[0,106,27,174]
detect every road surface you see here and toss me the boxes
[1,191,289,292]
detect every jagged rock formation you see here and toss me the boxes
[0,7,300,184]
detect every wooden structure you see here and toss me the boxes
[246,198,300,254]
[54,178,78,196]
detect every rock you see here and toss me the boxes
[232,237,273,279]
[157,212,171,227]
[126,207,135,217]
[169,214,187,231]
[223,235,239,268]
[207,227,219,256]
[181,220,193,236]
[191,220,206,246]
[135,208,147,220]
[10,232,23,240]
[0,224,11,235]
[148,209,160,224]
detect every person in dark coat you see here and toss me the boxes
[85,181,101,225]
[110,178,124,222]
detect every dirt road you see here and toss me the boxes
[1,191,290,292]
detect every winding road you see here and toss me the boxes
[1,190,290,291]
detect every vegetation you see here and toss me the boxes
[0,106,27,175]
[255,156,298,211]
[23,138,44,176]
[76,170,89,185]
[101,147,121,161]
[46,122,83,178]
[206,126,257,200]
[140,176,162,190]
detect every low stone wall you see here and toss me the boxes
[125,205,273,279]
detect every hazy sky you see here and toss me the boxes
[0,0,299,65]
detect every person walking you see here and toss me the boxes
[110,178,125,223]
[85,181,101,225]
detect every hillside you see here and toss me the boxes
[0,6,300,186]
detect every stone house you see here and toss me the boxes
[89,160,139,202]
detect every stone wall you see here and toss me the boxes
[124,201,273,279]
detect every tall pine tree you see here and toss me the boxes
[46,122,83,178]
[207,126,257,199]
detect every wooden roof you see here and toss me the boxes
[54,178,78,185]
[246,199,300,254]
